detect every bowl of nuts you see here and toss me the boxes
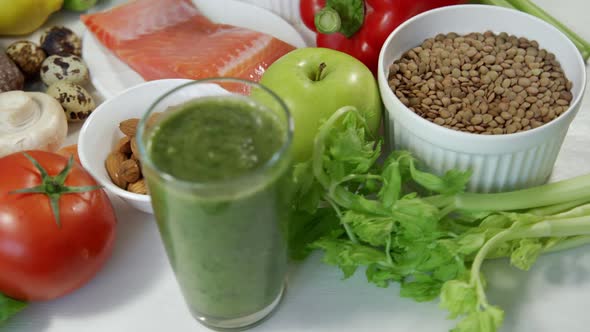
[377,4,587,193]
[78,79,193,214]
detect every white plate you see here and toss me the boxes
[236,0,317,45]
[82,0,308,99]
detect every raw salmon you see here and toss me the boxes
[81,0,296,82]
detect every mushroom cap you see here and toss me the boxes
[0,91,68,157]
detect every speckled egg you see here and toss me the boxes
[46,81,95,122]
[40,26,82,56]
[5,41,46,77]
[40,54,89,86]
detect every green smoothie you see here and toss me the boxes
[144,95,291,323]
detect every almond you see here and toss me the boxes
[119,118,140,137]
[128,179,148,194]
[130,137,140,159]
[118,159,140,183]
[115,136,132,154]
[105,152,127,189]
[147,112,161,128]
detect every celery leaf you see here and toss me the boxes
[378,160,402,208]
[510,239,544,271]
[400,274,443,302]
[452,305,504,332]
[365,263,402,288]
[439,280,478,319]
[312,238,389,279]
[344,211,393,247]
[289,208,342,260]
[292,160,323,214]
[409,159,472,195]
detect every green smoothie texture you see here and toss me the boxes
[145,95,291,320]
[149,96,285,182]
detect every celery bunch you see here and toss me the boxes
[289,106,590,332]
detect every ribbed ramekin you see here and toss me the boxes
[377,5,587,193]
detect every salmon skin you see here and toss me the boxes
[81,0,296,82]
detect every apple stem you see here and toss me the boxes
[315,63,327,82]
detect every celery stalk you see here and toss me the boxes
[425,174,590,212]
[542,235,590,254]
[484,235,590,259]
[527,198,590,216]
[472,0,515,9]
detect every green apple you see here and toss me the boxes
[63,0,99,11]
[258,47,382,162]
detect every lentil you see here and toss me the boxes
[388,31,572,135]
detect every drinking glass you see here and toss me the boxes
[136,78,293,331]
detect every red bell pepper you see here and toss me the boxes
[300,0,467,74]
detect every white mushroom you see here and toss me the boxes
[0,90,68,157]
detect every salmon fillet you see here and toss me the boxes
[81,0,296,82]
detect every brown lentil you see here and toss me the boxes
[388,31,572,135]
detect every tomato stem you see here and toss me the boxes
[9,153,102,228]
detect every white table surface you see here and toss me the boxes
[1,1,590,331]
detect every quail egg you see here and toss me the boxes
[0,52,24,92]
[40,26,82,56]
[5,41,47,77]
[46,81,95,122]
[40,54,89,86]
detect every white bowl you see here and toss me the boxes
[377,5,587,193]
[78,79,193,214]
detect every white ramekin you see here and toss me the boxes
[377,5,587,193]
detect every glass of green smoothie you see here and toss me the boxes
[136,78,293,331]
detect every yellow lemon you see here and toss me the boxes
[0,0,63,36]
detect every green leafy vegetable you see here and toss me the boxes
[290,106,590,332]
[0,294,26,324]
[289,208,342,260]
[509,238,544,270]
[312,238,389,278]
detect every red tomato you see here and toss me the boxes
[57,144,81,165]
[0,151,117,301]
